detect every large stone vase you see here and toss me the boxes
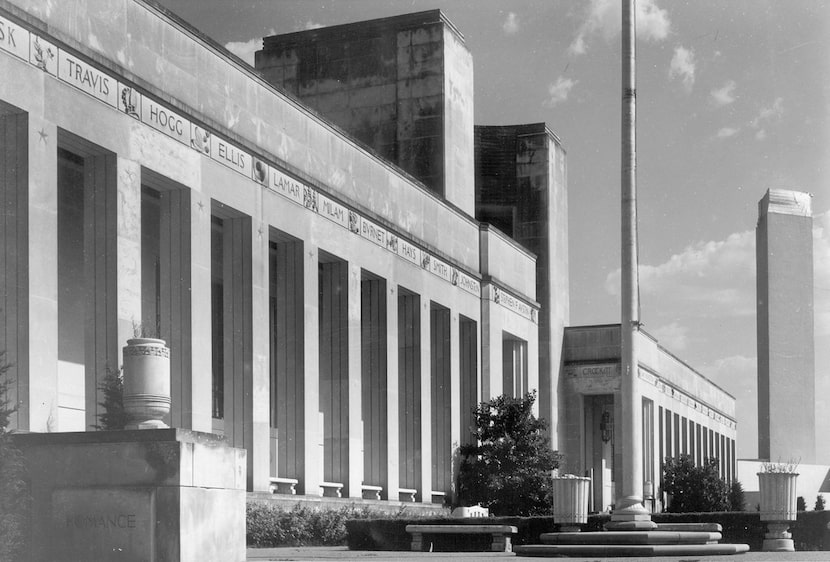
[552,476,591,532]
[122,337,171,429]
[758,471,799,552]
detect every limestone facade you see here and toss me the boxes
[0,0,538,502]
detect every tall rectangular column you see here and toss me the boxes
[116,157,142,352]
[249,217,271,491]
[189,191,212,432]
[26,116,58,432]
[385,285,400,499]
[347,263,363,498]
[419,298,432,503]
[303,246,322,496]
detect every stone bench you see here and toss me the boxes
[320,482,343,498]
[405,524,518,553]
[361,484,382,500]
[398,488,417,502]
[268,477,298,495]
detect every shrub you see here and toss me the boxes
[816,495,826,512]
[456,391,562,516]
[662,455,730,513]
[96,367,127,430]
[0,350,29,561]
[797,496,807,512]
[247,503,380,547]
[729,480,746,511]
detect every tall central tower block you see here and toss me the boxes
[756,188,815,463]
[256,11,475,215]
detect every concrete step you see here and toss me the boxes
[540,530,722,545]
[515,543,750,557]
[655,522,722,532]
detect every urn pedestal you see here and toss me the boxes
[758,471,799,552]
[122,338,171,429]
[552,476,591,532]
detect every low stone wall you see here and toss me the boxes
[346,511,830,552]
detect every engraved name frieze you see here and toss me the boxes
[58,50,114,105]
[0,15,30,61]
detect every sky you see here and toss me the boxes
[155,0,830,461]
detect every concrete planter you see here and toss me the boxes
[122,338,171,429]
[758,471,799,551]
[552,476,591,531]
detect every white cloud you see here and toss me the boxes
[702,355,758,459]
[303,20,323,30]
[225,28,277,66]
[669,46,696,91]
[711,80,736,107]
[750,97,784,129]
[650,322,689,352]
[755,129,767,141]
[224,37,261,66]
[569,0,670,55]
[545,76,577,107]
[605,230,756,318]
[717,127,739,139]
[502,12,520,35]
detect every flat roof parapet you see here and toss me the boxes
[759,188,812,217]
[262,9,465,49]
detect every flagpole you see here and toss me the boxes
[611,0,651,526]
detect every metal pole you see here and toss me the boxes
[612,0,650,525]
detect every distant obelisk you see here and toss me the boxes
[611,0,650,525]
[756,188,815,464]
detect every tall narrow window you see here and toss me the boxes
[642,398,654,494]
[361,271,388,495]
[319,254,349,492]
[269,233,305,486]
[57,148,86,430]
[211,215,225,422]
[430,302,451,498]
[141,187,162,337]
[459,316,478,445]
[398,288,421,497]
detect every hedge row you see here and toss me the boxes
[247,502,426,547]
[345,511,830,551]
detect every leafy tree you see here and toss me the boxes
[797,496,807,512]
[815,495,826,511]
[662,455,730,513]
[96,367,127,430]
[729,479,746,511]
[0,350,29,560]
[456,391,562,516]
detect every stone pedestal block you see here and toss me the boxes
[12,429,246,562]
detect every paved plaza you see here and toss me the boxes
[247,547,830,562]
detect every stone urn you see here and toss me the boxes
[758,470,799,552]
[122,338,171,429]
[552,475,591,532]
